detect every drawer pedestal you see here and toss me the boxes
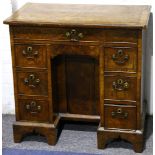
[13,121,59,145]
[97,127,144,153]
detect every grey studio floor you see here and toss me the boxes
[2,115,153,155]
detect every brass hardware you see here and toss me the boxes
[111,108,128,119]
[66,32,70,37]
[37,105,41,111]
[117,79,123,85]
[118,49,123,55]
[112,79,129,91]
[112,49,129,64]
[24,74,40,88]
[25,101,41,113]
[65,29,84,41]
[117,108,122,113]
[124,82,129,89]
[78,33,84,38]
[22,46,38,59]
[31,101,36,106]
[26,104,30,110]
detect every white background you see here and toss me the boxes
[0,0,153,115]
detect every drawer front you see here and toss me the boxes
[104,47,137,72]
[17,71,48,96]
[13,27,102,42]
[19,99,49,122]
[15,44,47,68]
[105,30,138,43]
[104,75,136,101]
[104,104,136,130]
[13,27,137,43]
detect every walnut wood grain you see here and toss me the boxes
[97,127,144,153]
[18,99,49,122]
[104,104,136,130]
[3,3,150,153]
[16,70,48,96]
[104,47,137,72]
[4,3,151,29]
[14,44,47,68]
[104,75,137,101]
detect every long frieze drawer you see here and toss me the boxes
[12,26,137,43]
[19,99,49,122]
[16,71,48,96]
[104,75,137,101]
[104,47,137,72]
[104,104,136,130]
[13,26,101,41]
[14,44,47,68]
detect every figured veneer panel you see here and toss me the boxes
[4,3,150,28]
[13,27,104,42]
[104,47,137,72]
[104,29,138,43]
[52,55,99,115]
[13,27,138,43]
[19,99,49,122]
[104,104,136,129]
[14,44,47,68]
[16,71,48,96]
[104,75,137,101]
[66,55,99,115]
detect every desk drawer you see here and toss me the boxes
[105,29,138,43]
[16,71,48,96]
[104,75,137,101]
[19,99,49,122]
[104,47,137,72]
[13,27,102,42]
[13,27,137,43]
[14,44,47,68]
[104,104,136,130]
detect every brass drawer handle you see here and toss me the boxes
[65,29,84,41]
[24,74,40,88]
[112,79,129,91]
[25,101,41,113]
[112,49,129,64]
[111,108,128,119]
[22,46,38,59]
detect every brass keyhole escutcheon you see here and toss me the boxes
[111,108,128,119]
[117,108,122,113]
[27,46,32,52]
[22,46,38,59]
[117,79,123,85]
[118,49,123,55]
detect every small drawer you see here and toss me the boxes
[16,71,48,96]
[104,104,136,130]
[104,47,137,72]
[14,44,47,68]
[19,99,49,122]
[104,75,136,101]
[105,30,138,43]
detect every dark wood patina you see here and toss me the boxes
[4,3,151,152]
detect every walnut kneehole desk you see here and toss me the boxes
[4,3,151,153]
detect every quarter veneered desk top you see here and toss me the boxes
[4,3,151,28]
